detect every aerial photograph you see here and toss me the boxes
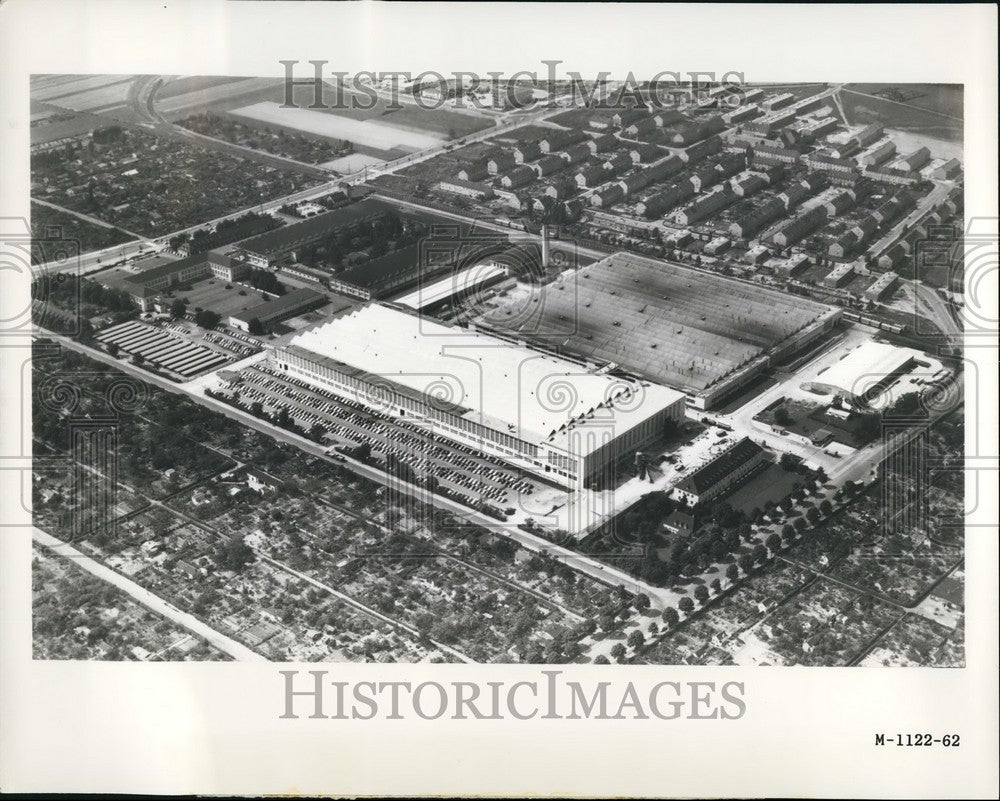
[28,74,965,667]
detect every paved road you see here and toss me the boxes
[868,180,952,259]
[909,278,962,343]
[33,526,267,662]
[31,197,150,241]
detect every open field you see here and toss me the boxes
[155,76,282,116]
[229,101,448,153]
[157,75,249,100]
[282,84,495,137]
[884,128,964,164]
[37,80,133,113]
[846,83,963,118]
[320,152,384,172]
[154,77,493,141]
[839,86,963,144]
[29,108,110,146]
[30,74,136,105]
[175,111,353,165]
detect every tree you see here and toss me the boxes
[774,406,792,426]
[726,563,740,583]
[215,535,255,573]
[170,299,187,319]
[806,506,821,526]
[309,423,327,442]
[694,584,710,605]
[738,553,754,574]
[888,392,920,417]
[752,543,768,564]
[627,629,645,651]
[194,309,221,329]
[766,532,783,553]
[599,613,617,634]
[794,517,808,533]
[106,342,120,357]
[779,452,798,471]
[678,596,695,614]
[632,592,651,612]
[782,523,796,541]
[856,413,882,443]
[593,654,610,664]
[610,643,627,662]
[710,578,722,595]
[820,499,833,517]
[662,606,680,627]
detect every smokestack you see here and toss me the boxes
[541,224,550,270]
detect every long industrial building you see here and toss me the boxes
[271,304,686,490]
[479,252,842,409]
[805,340,918,405]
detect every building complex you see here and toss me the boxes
[271,303,686,490]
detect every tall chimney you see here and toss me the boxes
[540,224,550,269]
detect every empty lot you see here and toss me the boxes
[229,101,447,152]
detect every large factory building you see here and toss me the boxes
[271,304,686,490]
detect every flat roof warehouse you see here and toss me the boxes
[479,251,841,407]
[806,340,922,402]
[230,287,326,326]
[278,303,685,459]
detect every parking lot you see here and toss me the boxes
[223,362,550,510]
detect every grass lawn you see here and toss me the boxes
[726,463,801,515]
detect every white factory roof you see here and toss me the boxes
[286,304,685,454]
[810,340,916,397]
[393,262,507,311]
